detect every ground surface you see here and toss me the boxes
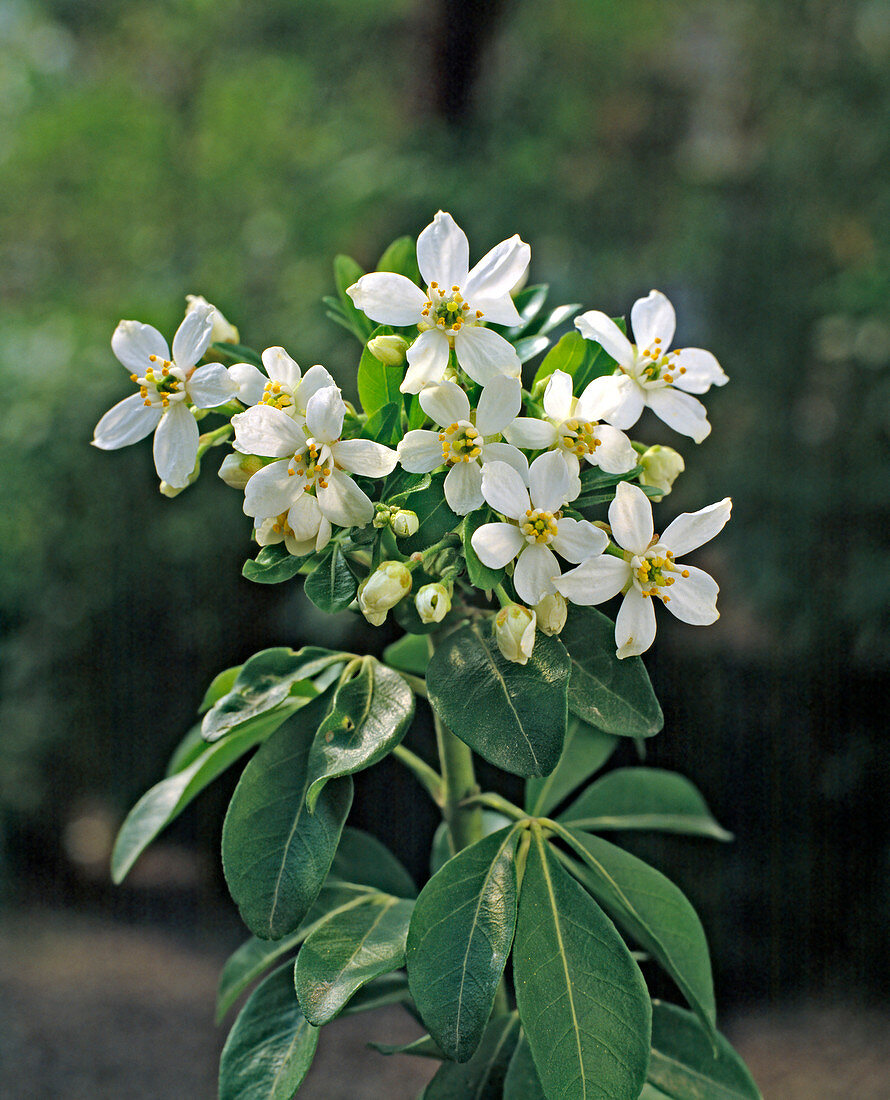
[1,908,888,1099]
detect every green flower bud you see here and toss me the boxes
[367,334,408,366]
[391,509,419,539]
[639,445,685,501]
[218,452,264,490]
[493,604,536,665]
[535,592,567,636]
[358,560,412,625]
[415,582,451,624]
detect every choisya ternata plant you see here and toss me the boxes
[97,212,761,1099]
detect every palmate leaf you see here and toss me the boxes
[407,826,521,1062]
[524,716,618,817]
[421,1014,521,1099]
[513,828,651,1100]
[426,624,570,777]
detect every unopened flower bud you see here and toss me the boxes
[358,561,412,625]
[494,604,536,665]
[185,294,240,344]
[638,445,685,501]
[372,504,392,530]
[218,452,264,490]
[367,334,408,366]
[415,583,451,624]
[535,592,567,636]
[391,509,419,538]
[160,460,200,497]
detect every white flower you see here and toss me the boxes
[358,561,412,625]
[494,604,536,665]
[556,480,731,658]
[227,346,336,420]
[232,385,398,540]
[504,368,637,493]
[255,511,326,558]
[185,294,239,344]
[397,376,525,515]
[471,452,608,605]
[347,211,530,394]
[415,582,451,624]
[535,592,568,636]
[92,304,238,488]
[574,289,728,442]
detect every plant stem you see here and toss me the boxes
[392,745,443,806]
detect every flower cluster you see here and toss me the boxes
[92,211,731,659]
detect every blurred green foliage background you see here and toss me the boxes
[2,0,889,1003]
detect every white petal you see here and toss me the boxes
[401,329,450,394]
[419,379,470,427]
[262,347,302,390]
[398,430,446,473]
[172,304,213,370]
[556,556,631,605]
[589,425,637,474]
[529,450,572,513]
[480,442,529,482]
[664,565,720,626]
[574,310,634,366]
[543,370,574,422]
[331,438,398,477]
[468,294,522,326]
[660,497,732,557]
[444,461,484,514]
[187,364,237,408]
[463,235,531,301]
[92,393,161,449]
[630,290,675,352]
[471,522,524,568]
[153,403,199,488]
[316,515,332,553]
[232,405,304,457]
[616,588,658,658]
[305,385,345,443]
[453,326,521,386]
[316,468,374,528]
[287,492,322,541]
[646,387,711,442]
[513,543,559,605]
[552,517,609,563]
[609,481,654,555]
[243,460,303,518]
[297,364,337,408]
[111,320,169,373]
[480,460,529,520]
[347,273,427,326]
[578,374,643,429]
[503,416,558,450]
[671,347,729,394]
[416,211,469,289]
[228,362,266,406]
[476,375,522,435]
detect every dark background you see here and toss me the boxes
[2,0,889,1094]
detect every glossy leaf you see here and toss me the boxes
[330,826,417,898]
[219,964,318,1100]
[383,632,429,676]
[648,1001,762,1100]
[362,401,402,447]
[426,624,570,777]
[377,235,421,285]
[164,722,208,777]
[222,694,354,939]
[334,253,373,340]
[560,829,717,1034]
[211,341,263,368]
[525,716,618,817]
[559,768,732,841]
[513,829,651,1100]
[422,1014,520,1099]
[199,664,242,714]
[370,1033,445,1059]
[514,334,551,363]
[560,606,663,737]
[503,1032,546,1100]
[340,971,413,1016]
[429,811,513,876]
[306,658,414,810]
[504,284,549,334]
[357,325,403,414]
[304,545,358,613]
[295,893,414,1025]
[407,826,520,1061]
[462,509,506,590]
[242,543,306,584]
[532,330,591,387]
[397,472,459,556]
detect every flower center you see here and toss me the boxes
[628,337,687,387]
[521,508,559,544]
[632,549,690,602]
[559,418,601,457]
[421,283,484,333]
[288,438,332,490]
[260,379,295,413]
[132,356,186,409]
[269,512,294,538]
[439,421,482,464]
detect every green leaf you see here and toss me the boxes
[164,722,208,776]
[559,768,732,841]
[648,1001,762,1100]
[532,330,590,387]
[306,658,414,810]
[573,342,615,391]
[215,881,377,1022]
[242,543,305,584]
[112,708,289,884]
[362,401,402,447]
[422,1014,521,1099]
[383,633,429,676]
[334,253,373,341]
[383,469,433,507]
[429,811,512,876]
[202,646,342,743]
[505,284,549,333]
[357,325,403,415]
[295,893,414,1025]
[525,716,617,817]
[426,624,570,777]
[377,235,421,284]
[211,341,263,368]
[514,334,551,363]
[199,664,242,714]
[503,1033,546,1100]
[331,826,417,898]
[560,829,717,1035]
[407,826,520,1062]
[513,829,651,1100]
[219,964,318,1100]
[560,606,663,737]
[222,694,354,939]
[462,509,505,590]
[531,302,582,338]
[370,1033,445,1059]
[341,971,413,1016]
[397,472,459,556]
[304,545,358,613]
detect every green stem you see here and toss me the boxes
[399,672,428,698]
[493,583,513,608]
[392,745,443,806]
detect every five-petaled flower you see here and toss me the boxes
[226,346,336,421]
[556,480,731,658]
[347,211,530,394]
